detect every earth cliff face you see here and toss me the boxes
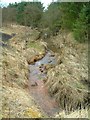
[0,25,46,118]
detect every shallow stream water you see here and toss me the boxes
[29,51,60,117]
[1,32,60,117]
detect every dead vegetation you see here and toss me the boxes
[1,25,46,118]
[45,30,89,117]
[0,25,89,118]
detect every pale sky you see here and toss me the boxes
[0,0,57,8]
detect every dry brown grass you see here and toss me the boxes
[1,25,46,118]
[45,30,89,114]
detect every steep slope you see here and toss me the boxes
[1,25,46,118]
[45,31,89,118]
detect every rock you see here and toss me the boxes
[48,60,52,63]
[50,54,55,57]
[39,66,43,69]
[11,33,16,36]
[43,70,47,74]
[44,64,53,70]
[31,82,38,86]
[43,78,47,83]
[41,70,44,73]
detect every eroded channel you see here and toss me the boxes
[1,32,60,117]
[29,51,60,117]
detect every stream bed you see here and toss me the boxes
[1,32,60,117]
[29,51,60,117]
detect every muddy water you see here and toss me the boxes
[29,51,60,117]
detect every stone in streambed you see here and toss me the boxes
[48,60,52,63]
[50,54,55,57]
[31,82,38,86]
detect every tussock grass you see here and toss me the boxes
[46,31,89,114]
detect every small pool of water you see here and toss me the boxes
[0,32,12,41]
[0,32,15,47]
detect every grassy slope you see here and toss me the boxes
[45,31,89,118]
[1,25,46,118]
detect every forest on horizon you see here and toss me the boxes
[1,1,90,42]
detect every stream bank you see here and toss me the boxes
[1,25,89,118]
[42,31,89,118]
[1,26,47,118]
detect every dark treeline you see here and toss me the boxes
[2,2,90,42]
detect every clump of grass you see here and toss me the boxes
[27,41,45,53]
[46,76,89,112]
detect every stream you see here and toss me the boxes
[29,51,60,117]
[1,32,60,117]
